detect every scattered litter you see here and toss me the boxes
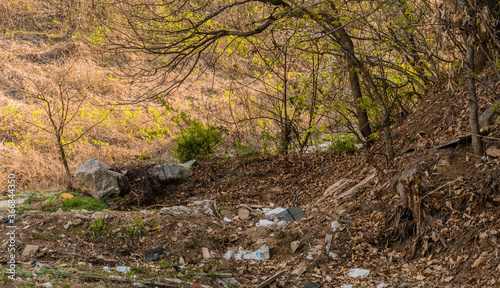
[256,219,287,229]
[145,246,166,261]
[276,207,306,222]
[306,252,314,260]
[329,252,338,258]
[102,266,110,272]
[21,193,37,198]
[202,247,211,259]
[377,283,388,288]
[193,200,211,206]
[3,213,30,224]
[348,268,371,278]
[223,217,232,222]
[311,274,322,278]
[234,245,270,260]
[340,285,353,288]
[61,193,74,199]
[42,283,53,288]
[224,250,235,260]
[116,266,131,273]
[331,220,341,232]
[291,262,308,276]
[263,207,287,220]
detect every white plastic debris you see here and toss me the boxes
[224,250,235,260]
[256,219,275,227]
[329,252,338,258]
[234,245,270,260]
[264,207,287,220]
[348,268,371,278]
[42,283,53,288]
[102,266,110,272]
[340,285,354,288]
[331,220,341,232]
[223,217,232,222]
[256,219,287,229]
[116,266,131,273]
[270,203,275,207]
[377,283,389,288]
[193,200,211,205]
[306,252,314,260]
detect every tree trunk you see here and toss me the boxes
[384,125,395,161]
[466,41,484,156]
[337,28,372,139]
[56,134,72,189]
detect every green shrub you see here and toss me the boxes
[173,118,222,162]
[327,133,359,154]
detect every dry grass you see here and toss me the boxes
[0,0,339,193]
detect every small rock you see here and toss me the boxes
[148,164,193,182]
[72,218,83,226]
[348,268,370,278]
[291,262,308,277]
[160,205,190,215]
[202,204,214,216]
[63,221,72,229]
[238,208,251,221]
[290,241,301,253]
[223,217,232,223]
[21,245,39,257]
[331,220,341,232]
[487,146,500,158]
[73,159,129,200]
[116,266,131,273]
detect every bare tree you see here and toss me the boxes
[25,66,112,188]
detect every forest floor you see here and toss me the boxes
[2,95,500,287]
[2,2,500,286]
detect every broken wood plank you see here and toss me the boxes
[314,178,351,204]
[254,271,284,288]
[339,173,377,198]
[325,234,333,253]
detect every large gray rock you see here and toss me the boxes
[73,159,129,200]
[479,100,500,128]
[148,164,192,182]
